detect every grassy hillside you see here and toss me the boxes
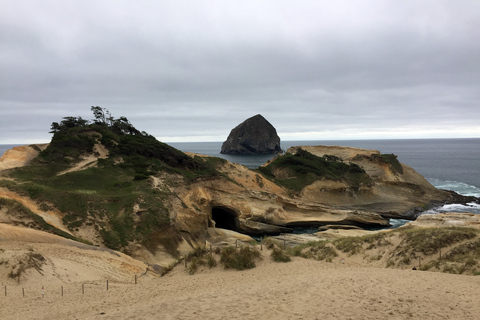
[0,108,219,254]
[258,148,373,192]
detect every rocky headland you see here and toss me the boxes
[1,140,469,266]
[0,109,478,270]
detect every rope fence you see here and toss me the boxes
[2,274,145,298]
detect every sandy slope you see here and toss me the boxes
[0,144,48,171]
[0,224,156,289]
[1,245,479,320]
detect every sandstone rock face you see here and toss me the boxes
[0,144,461,267]
[407,212,480,228]
[221,114,282,154]
[0,144,48,171]
[290,145,451,219]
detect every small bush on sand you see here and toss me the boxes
[334,237,364,256]
[220,246,261,270]
[206,254,217,268]
[8,252,46,283]
[187,257,205,275]
[271,247,291,262]
[295,241,338,261]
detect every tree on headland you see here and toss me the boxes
[91,106,115,126]
[49,116,89,133]
[49,106,140,135]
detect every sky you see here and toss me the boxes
[1,0,480,144]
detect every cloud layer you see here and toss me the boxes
[1,0,479,143]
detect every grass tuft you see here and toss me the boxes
[220,246,261,270]
[271,247,291,262]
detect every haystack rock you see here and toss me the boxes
[221,114,282,154]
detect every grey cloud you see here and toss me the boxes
[1,1,479,144]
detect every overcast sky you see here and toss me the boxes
[1,0,479,144]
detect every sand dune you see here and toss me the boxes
[1,241,479,320]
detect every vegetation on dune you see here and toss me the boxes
[287,226,480,275]
[270,246,292,262]
[183,247,217,275]
[220,246,261,270]
[0,198,90,244]
[4,249,46,283]
[1,107,221,253]
[164,226,479,276]
[289,240,338,262]
[257,148,372,192]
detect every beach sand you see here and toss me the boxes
[1,249,479,320]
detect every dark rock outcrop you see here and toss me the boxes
[221,114,282,154]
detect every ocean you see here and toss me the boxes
[2,138,479,216]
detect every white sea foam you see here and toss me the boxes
[423,203,480,215]
[427,178,480,197]
[388,219,411,229]
[420,178,480,215]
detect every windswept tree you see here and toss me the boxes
[91,106,107,125]
[49,106,143,137]
[112,116,141,135]
[49,116,89,133]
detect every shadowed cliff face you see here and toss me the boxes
[221,114,282,155]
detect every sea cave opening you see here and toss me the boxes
[211,206,239,231]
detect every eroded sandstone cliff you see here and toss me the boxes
[0,142,458,267]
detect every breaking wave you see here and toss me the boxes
[427,178,480,197]
[425,178,480,214]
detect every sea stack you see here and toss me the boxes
[221,114,282,155]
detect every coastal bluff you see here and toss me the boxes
[0,141,464,268]
[221,114,282,154]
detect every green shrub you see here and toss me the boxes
[334,237,364,255]
[220,246,261,270]
[295,241,338,261]
[206,254,217,268]
[271,247,291,262]
[258,149,372,192]
[187,257,206,275]
[396,227,477,255]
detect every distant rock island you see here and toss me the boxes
[221,114,282,154]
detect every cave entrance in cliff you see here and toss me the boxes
[211,206,239,231]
